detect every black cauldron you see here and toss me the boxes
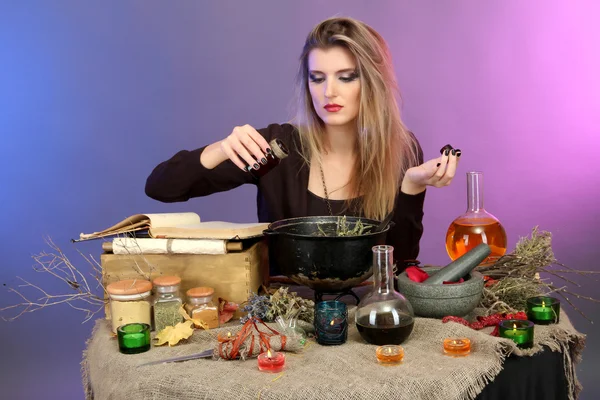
[263,216,391,292]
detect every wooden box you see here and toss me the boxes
[101,240,268,319]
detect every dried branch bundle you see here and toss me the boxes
[478,227,600,322]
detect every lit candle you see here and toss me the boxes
[257,349,286,373]
[376,345,404,365]
[443,337,471,357]
[217,331,232,342]
[527,296,560,325]
[314,300,348,346]
[498,319,534,349]
[117,323,151,354]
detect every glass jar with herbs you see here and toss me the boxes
[152,275,184,332]
[185,287,219,329]
[107,279,153,334]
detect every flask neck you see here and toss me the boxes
[466,171,485,212]
[372,245,395,294]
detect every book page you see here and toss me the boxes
[151,221,269,240]
[144,212,201,228]
[78,212,201,241]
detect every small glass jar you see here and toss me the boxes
[185,287,219,329]
[106,279,152,334]
[245,138,289,179]
[152,275,183,332]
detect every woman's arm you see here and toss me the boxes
[144,123,291,202]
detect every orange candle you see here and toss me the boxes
[443,337,471,357]
[375,345,404,365]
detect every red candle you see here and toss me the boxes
[257,349,285,373]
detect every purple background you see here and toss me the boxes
[1,1,599,398]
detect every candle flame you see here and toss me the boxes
[330,320,335,326]
[542,300,546,307]
[267,349,272,358]
[227,332,231,338]
[512,323,517,330]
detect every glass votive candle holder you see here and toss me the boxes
[498,319,534,349]
[443,337,471,357]
[257,349,286,373]
[376,345,404,365]
[526,296,560,325]
[314,300,348,346]
[117,323,151,354]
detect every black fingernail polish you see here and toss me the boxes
[266,148,273,154]
[451,149,456,156]
[456,149,462,157]
[253,163,260,170]
[440,144,453,154]
[444,149,450,156]
[261,157,267,165]
[244,165,251,172]
[436,163,441,167]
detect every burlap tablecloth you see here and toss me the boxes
[82,309,585,400]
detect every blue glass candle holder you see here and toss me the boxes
[314,300,348,346]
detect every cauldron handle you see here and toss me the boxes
[262,229,277,236]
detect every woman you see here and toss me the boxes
[145,17,460,273]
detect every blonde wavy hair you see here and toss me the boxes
[293,17,420,221]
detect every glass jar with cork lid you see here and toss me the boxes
[152,275,183,332]
[106,279,153,334]
[185,287,219,329]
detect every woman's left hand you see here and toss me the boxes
[401,147,461,195]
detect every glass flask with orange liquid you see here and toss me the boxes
[445,171,507,265]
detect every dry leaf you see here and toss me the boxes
[155,320,194,346]
[179,305,209,330]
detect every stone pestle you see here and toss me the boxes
[423,243,491,284]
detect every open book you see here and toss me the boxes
[78,212,269,241]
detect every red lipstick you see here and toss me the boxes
[324,104,343,112]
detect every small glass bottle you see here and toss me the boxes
[445,171,507,265]
[356,245,415,345]
[152,275,183,332]
[245,138,289,178]
[106,279,153,334]
[185,286,219,329]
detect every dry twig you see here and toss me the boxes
[1,236,105,322]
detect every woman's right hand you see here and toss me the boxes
[200,124,271,170]
[221,124,271,171]
[219,124,271,171]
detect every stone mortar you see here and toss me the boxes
[396,267,484,318]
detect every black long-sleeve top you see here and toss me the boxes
[145,123,425,269]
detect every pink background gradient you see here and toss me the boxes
[1,1,598,398]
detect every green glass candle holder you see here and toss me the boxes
[117,323,151,354]
[526,296,560,325]
[498,319,534,349]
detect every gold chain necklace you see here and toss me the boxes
[319,162,334,217]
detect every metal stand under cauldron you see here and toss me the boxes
[314,288,361,304]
